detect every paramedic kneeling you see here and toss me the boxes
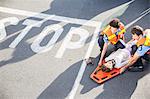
[98,18,126,66]
[120,27,150,73]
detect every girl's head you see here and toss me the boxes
[101,59,116,72]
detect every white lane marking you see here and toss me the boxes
[66,23,102,99]
[0,6,99,27]
[140,8,150,15]
[125,8,150,29]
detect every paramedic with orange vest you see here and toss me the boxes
[98,18,126,66]
[120,26,150,73]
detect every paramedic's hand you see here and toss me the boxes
[98,60,103,66]
[120,67,127,74]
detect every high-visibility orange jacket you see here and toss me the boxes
[136,32,150,47]
[102,23,126,44]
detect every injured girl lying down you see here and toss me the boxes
[100,40,137,72]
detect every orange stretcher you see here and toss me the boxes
[90,50,150,84]
[90,61,122,84]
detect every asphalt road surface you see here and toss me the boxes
[0,0,150,99]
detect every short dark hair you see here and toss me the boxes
[131,26,143,36]
[101,65,111,72]
[109,18,120,29]
[101,59,116,72]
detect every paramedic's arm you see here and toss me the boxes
[120,45,150,73]
[120,53,140,74]
[124,45,150,68]
[126,53,140,67]
[98,42,109,66]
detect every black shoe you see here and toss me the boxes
[128,65,144,72]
